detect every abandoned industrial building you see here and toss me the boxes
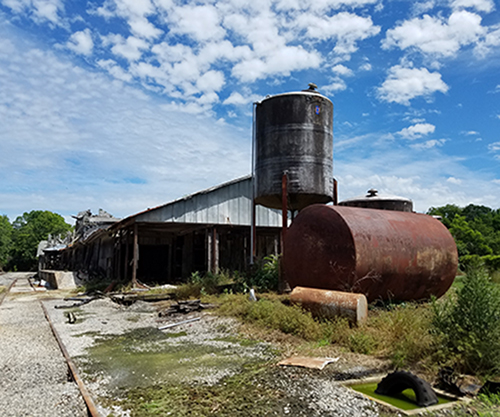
[44,175,284,285]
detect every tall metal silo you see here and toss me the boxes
[254,85,334,211]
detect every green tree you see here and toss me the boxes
[0,215,12,271]
[427,204,463,228]
[449,215,492,257]
[9,210,72,271]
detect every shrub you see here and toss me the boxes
[217,294,324,340]
[247,255,280,292]
[432,266,500,375]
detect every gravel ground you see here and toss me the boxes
[0,273,87,417]
[43,293,390,417]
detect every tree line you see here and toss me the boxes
[427,204,500,270]
[0,210,72,272]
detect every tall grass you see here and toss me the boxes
[216,294,433,368]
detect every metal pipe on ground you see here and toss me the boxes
[290,286,368,325]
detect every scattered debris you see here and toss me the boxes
[159,299,217,316]
[158,317,201,330]
[66,311,76,324]
[437,367,482,397]
[278,356,339,370]
[110,292,174,306]
[55,295,103,309]
[249,288,257,301]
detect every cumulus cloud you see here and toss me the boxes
[332,64,353,76]
[450,0,495,13]
[296,12,380,56]
[0,31,250,220]
[223,91,262,106]
[383,11,484,58]
[377,65,449,105]
[103,34,149,61]
[167,5,225,42]
[67,29,93,55]
[2,0,65,24]
[397,122,436,139]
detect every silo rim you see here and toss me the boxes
[256,91,333,105]
[340,194,413,204]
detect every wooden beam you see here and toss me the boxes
[132,223,138,287]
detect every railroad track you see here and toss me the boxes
[0,273,97,416]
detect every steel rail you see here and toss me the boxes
[0,275,19,306]
[41,302,101,417]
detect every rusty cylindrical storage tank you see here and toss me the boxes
[254,88,333,210]
[283,205,458,302]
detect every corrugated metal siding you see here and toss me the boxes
[136,177,283,227]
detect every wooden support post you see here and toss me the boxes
[132,223,138,287]
[212,227,219,274]
[206,229,212,273]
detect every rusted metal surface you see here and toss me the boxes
[290,286,367,325]
[41,302,101,417]
[339,189,413,212]
[283,205,458,302]
[254,90,334,210]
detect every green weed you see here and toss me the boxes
[432,266,500,376]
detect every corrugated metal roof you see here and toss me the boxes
[112,176,284,229]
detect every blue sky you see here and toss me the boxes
[0,0,499,223]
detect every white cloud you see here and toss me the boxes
[0,30,250,220]
[475,25,500,57]
[463,130,480,135]
[489,141,500,152]
[296,12,380,56]
[383,11,484,58]
[231,46,322,83]
[196,70,225,93]
[359,62,372,71]
[450,0,495,13]
[2,0,65,25]
[410,139,446,149]
[397,123,436,139]
[447,176,462,184]
[104,34,149,61]
[167,5,225,42]
[97,59,132,82]
[377,65,449,105]
[332,64,353,76]
[67,29,93,56]
[223,92,261,106]
[322,78,347,94]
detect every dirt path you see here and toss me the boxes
[0,273,87,417]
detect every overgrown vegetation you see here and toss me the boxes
[117,365,283,417]
[172,255,280,299]
[431,266,500,376]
